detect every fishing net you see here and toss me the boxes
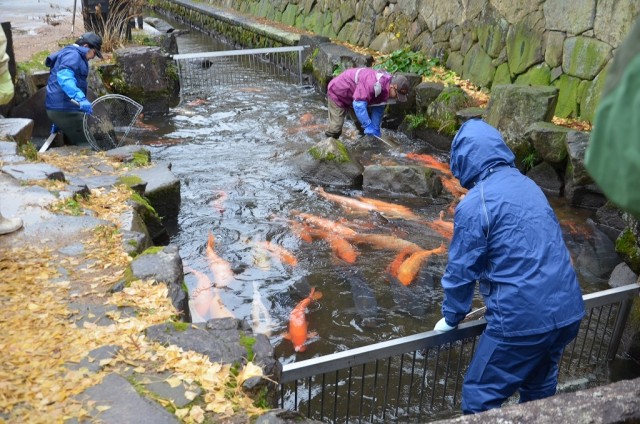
[82,94,143,151]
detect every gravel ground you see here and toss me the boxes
[2,0,85,63]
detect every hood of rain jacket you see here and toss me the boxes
[45,44,90,111]
[441,119,585,337]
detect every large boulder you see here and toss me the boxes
[311,43,373,93]
[294,137,364,188]
[484,84,558,170]
[363,165,442,198]
[129,245,190,321]
[105,46,180,115]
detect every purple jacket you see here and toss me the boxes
[327,68,392,109]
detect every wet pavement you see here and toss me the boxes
[1,0,78,33]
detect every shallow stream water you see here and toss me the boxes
[136,19,615,370]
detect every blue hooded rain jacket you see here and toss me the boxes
[45,45,91,111]
[441,119,584,337]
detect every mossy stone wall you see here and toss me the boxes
[165,0,640,122]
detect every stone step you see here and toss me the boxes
[0,117,34,144]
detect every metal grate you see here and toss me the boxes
[172,46,308,98]
[278,284,639,423]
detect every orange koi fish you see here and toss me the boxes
[440,176,467,198]
[396,243,447,286]
[423,210,454,240]
[256,240,298,267]
[299,112,316,126]
[284,288,323,352]
[289,220,314,243]
[406,153,467,198]
[387,247,415,278]
[406,153,452,175]
[206,233,235,288]
[292,211,357,239]
[356,196,422,221]
[185,267,214,319]
[314,186,376,214]
[305,227,359,264]
[328,236,359,264]
[351,233,423,253]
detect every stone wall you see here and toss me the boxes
[192,0,639,122]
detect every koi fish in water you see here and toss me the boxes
[406,153,452,176]
[211,190,228,214]
[210,287,235,319]
[185,267,214,320]
[256,240,298,267]
[396,243,447,286]
[314,186,376,214]
[351,233,423,253]
[299,112,316,126]
[356,196,423,221]
[206,233,235,288]
[307,227,359,264]
[423,210,454,240]
[291,211,357,239]
[406,153,467,198]
[283,288,323,352]
[251,281,274,336]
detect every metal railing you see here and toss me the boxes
[278,283,639,423]
[172,46,308,98]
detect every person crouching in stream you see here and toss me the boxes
[324,67,410,139]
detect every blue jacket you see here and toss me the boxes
[441,119,584,337]
[45,45,90,111]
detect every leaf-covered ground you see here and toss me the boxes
[0,151,265,423]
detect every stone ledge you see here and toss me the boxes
[434,377,640,423]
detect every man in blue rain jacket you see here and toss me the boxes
[45,32,103,146]
[433,118,585,414]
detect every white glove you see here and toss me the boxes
[434,317,456,333]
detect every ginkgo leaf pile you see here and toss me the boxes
[0,150,268,423]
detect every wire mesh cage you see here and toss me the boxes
[83,94,143,151]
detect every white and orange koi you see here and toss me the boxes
[211,190,228,214]
[292,211,357,239]
[185,267,214,319]
[206,233,235,288]
[251,281,274,336]
[256,240,298,267]
[283,288,323,352]
[396,243,447,286]
[210,287,235,319]
[356,196,423,221]
[314,186,377,214]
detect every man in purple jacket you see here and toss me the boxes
[325,67,410,139]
